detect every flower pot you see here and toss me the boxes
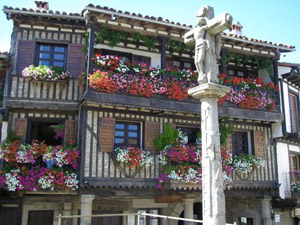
[46,159,55,168]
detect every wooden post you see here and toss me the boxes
[160,37,168,69]
[86,23,95,91]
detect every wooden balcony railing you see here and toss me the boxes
[83,152,277,190]
[8,75,82,103]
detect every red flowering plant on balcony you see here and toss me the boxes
[114,146,153,168]
[0,135,80,192]
[88,54,197,101]
[218,74,278,111]
[155,124,236,189]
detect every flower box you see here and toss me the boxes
[22,65,71,82]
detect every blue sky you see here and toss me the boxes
[1,0,299,63]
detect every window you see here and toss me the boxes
[289,92,299,133]
[138,209,160,225]
[232,131,251,156]
[36,44,67,67]
[114,122,141,148]
[29,121,63,146]
[132,55,151,66]
[239,217,253,225]
[177,126,200,144]
[290,154,300,171]
[28,210,54,225]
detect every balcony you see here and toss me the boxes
[7,73,82,110]
[82,55,281,122]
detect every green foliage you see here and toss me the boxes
[196,123,234,146]
[219,124,234,146]
[5,131,21,143]
[131,33,157,51]
[225,52,274,81]
[95,25,127,48]
[166,40,193,54]
[154,124,179,151]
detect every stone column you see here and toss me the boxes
[80,195,95,225]
[189,83,230,225]
[184,198,194,225]
[260,197,272,225]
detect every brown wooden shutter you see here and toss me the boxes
[225,134,232,153]
[99,118,115,152]
[145,121,160,154]
[67,44,84,78]
[13,118,28,142]
[16,40,35,75]
[253,131,265,158]
[64,120,78,145]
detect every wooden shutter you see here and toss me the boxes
[145,121,160,154]
[16,40,35,74]
[67,44,84,78]
[99,118,115,152]
[13,118,28,142]
[64,120,78,145]
[253,131,265,158]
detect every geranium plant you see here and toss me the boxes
[114,146,153,168]
[52,124,64,140]
[0,138,80,192]
[22,65,70,81]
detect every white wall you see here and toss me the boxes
[276,142,291,199]
[95,44,161,68]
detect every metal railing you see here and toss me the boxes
[57,212,237,225]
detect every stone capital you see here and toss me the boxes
[188,83,230,100]
[81,195,95,204]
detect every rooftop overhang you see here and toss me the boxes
[282,69,300,89]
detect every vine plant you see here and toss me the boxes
[225,52,274,81]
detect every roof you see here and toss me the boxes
[278,62,300,68]
[3,4,296,52]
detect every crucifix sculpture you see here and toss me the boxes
[185,5,232,225]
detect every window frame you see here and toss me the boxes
[232,130,253,157]
[36,43,67,68]
[176,126,200,145]
[288,91,300,133]
[114,121,142,149]
[26,118,65,145]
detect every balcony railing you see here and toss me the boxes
[8,75,82,103]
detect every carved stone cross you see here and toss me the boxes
[184,5,232,84]
[185,5,233,225]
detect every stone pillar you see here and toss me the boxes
[63,202,72,225]
[188,83,230,225]
[260,197,272,225]
[184,198,194,225]
[80,195,95,225]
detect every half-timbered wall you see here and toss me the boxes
[82,107,276,189]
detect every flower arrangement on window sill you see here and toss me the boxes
[218,74,278,111]
[155,125,265,189]
[114,146,153,168]
[22,65,70,81]
[231,155,265,174]
[0,139,80,192]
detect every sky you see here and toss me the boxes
[0,0,299,63]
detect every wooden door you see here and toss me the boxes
[28,210,53,225]
[289,92,299,133]
[0,207,22,225]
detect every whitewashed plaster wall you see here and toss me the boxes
[276,142,291,199]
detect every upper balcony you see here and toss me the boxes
[82,53,282,122]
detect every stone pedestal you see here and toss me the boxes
[80,195,95,225]
[188,83,230,225]
[184,198,194,225]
